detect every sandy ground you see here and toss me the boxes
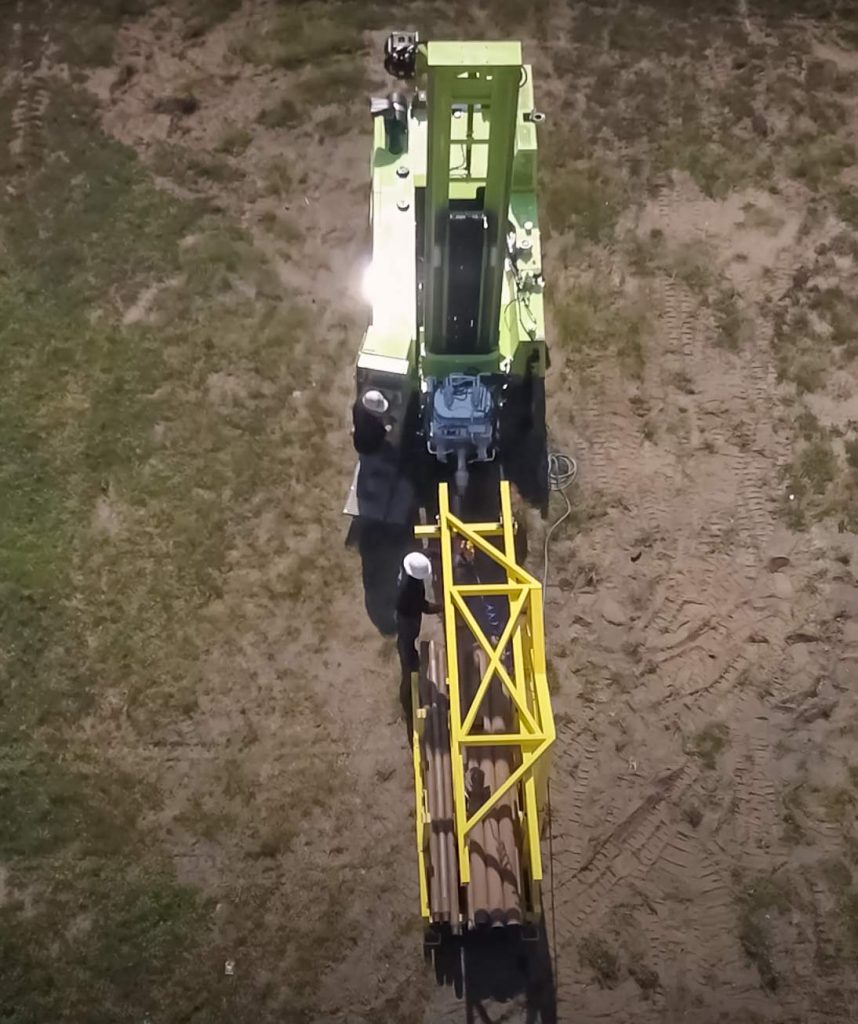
[6,0,858,1021]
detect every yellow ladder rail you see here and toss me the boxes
[414,481,555,893]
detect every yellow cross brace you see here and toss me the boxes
[415,481,556,892]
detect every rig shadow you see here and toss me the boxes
[346,517,413,636]
[427,920,557,1024]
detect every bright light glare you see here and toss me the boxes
[361,262,378,307]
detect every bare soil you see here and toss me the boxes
[3,1,858,1022]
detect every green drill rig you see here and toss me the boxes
[344,32,556,961]
[343,38,556,975]
[345,32,548,523]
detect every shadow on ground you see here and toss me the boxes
[346,517,413,635]
[428,922,557,1023]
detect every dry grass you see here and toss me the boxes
[712,286,752,351]
[689,721,730,769]
[789,134,856,191]
[215,125,253,155]
[543,161,625,243]
[149,141,243,187]
[578,934,621,988]
[0,61,353,1018]
[737,873,793,991]
[625,232,714,293]
[551,282,650,379]
[780,427,858,531]
[231,2,382,69]
[257,96,302,129]
[7,1,858,1018]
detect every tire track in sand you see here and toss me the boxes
[8,0,50,170]
[552,762,698,934]
[656,829,744,985]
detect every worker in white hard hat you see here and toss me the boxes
[395,551,441,695]
[352,388,391,455]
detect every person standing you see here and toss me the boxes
[352,389,390,455]
[396,552,441,722]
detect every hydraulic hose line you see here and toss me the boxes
[542,451,578,590]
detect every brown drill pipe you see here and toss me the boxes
[436,643,459,926]
[491,682,522,924]
[464,646,489,927]
[424,648,443,922]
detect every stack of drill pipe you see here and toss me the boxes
[480,667,505,926]
[421,644,443,923]
[486,665,522,925]
[463,644,490,928]
[465,644,523,927]
[435,642,460,923]
[422,640,459,926]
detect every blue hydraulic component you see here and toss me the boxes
[425,374,497,493]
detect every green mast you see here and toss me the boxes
[422,42,522,378]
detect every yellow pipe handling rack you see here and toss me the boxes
[412,481,555,923]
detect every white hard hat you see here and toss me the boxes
[362,389,389,415]
[403,551,432,580]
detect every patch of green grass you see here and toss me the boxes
[628,958,660,997]
[317,108,358,137]
[808,286,858,357]
[712,286,750,351]
[689,721,729,769]
[179,0,242,36]
[796,408,824,441]
[0,751,141,858]
[817,851,858,960]
[781,808,805,844]
[578,934,621,988]
[669,240,716,292]
[822,858,852,892]
[149,141,243,187]
[818,784,856,823]
[257,96,302,129]
[789,134,856,190]
[681,803,703,829]
[776,320,827,391]
[670,369,695,394]
[772,302,849,392]
[793,358,828,394]
[552,283,649,378]
[215,125,253,155]
[258,210,303,245]
[661,129,771,200]
[0,865,211,1023]
[0,76,350,1019]
[66,23,116,65]
[797,438,838,495]
[181,227,269,294]
[834,188,858,229]
[626,231,714,293]
[781,785,808,844]
[50,1,153,68]
[299,58,367,107]
[738,873,792,991]
[840,889,858,957]
[543,162,625,243]
[232,2,379,68]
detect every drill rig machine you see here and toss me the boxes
[346,33,555,943]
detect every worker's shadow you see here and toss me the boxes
[346,517,413,636]
[427,920,557,1024]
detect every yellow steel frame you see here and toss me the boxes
[414,481,555,892]
[410,671,430,919]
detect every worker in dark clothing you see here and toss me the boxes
[352,389,390,455]
[396,552,441,729]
